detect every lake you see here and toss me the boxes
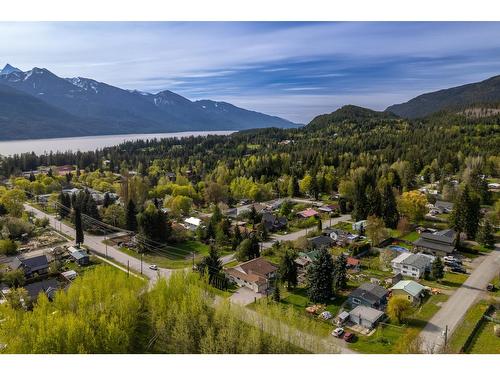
[0,131,235,156]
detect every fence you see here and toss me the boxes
[460,304,496,353]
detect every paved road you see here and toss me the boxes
[419,243,500,353]
[24,204,172,281]
[262,214,352,249]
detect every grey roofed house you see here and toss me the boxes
[24,278,60,301]
[413,228,456,256]
[348,282,389,309]
[10,254,50,277]
[309,235,335,249]
[261,212,287,231]
[349,305,385,329]
[434,200,454,213]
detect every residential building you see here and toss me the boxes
[349,305,385,329]
[352,220,367,232]
[10,254,50,277]
[67,246,90,266]
[347,282,389,310]
[261,212,287,232]
[390,280,426,305]
[413,229,456,257]
[434,200,454,214]
[184,217,202,230]
[391,252,434,279]
[308,235,335,249]
[296,208,319,219]
[224,257,278,293]
[24,278,60,301]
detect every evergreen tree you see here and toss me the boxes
[137,203,171,244]
[58,192,70,219]
[288,176,299,197]
[199,244,222,284]
[332,253,348,291]
[74,208,84,246]
[28,172,35,182]
[307,247,334,302]
[86,194,100,220]
[279,249,298,289]
[272,280,281,302]
[450,185,481,241]
[317,218,323,232]
[477,219,495,248]
[380,183,399,229]
[431,257,444,281]
[125,199,138,231]
[231,225,242,251]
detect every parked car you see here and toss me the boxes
[149,264,158,271]
[450,266,467,274]
[343,332,355,342]
[331,327,344,338]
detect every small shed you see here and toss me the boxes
[68,246,90,266]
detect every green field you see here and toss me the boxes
[448,300,491,353]
[419,272,468,290]
[468,320,500,354]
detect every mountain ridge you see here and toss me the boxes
[0,64,299,140]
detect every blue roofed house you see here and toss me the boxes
[348,282,389,310]
[390,280,426,305]
[10,254,50,278]
[67,246,90,266]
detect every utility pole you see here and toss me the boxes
[127,260,130,278]
[140,253,143,275]
[444,325,448,348]
[192,251,195,269]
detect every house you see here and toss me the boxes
[348,282,389,310]
[62,187,81,196]
[336,311,350,325]
[184,217,202,230]
[352,220,367,232]
[61,270,78,281]
[349,305,385,329]
[308,235,335,249]
[24,278,60,301]
[54,165,74,176]
[294,249,322,272]
[165,172,176,181]
[67,246,90,266]
[413,229,456,257]
[434,200,454,214]
[261,212,287,232]
[296,208,319,219]
[10,254,50,277]
[265,199,284,211]
[318,204,339,214]
[390,280,426,305]
[391,252,434,279]
[346,256,360,271]
[225,257,278,293]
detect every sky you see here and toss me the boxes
[1,22,500,123]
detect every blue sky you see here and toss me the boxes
[1,22,500,123]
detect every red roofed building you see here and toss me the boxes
[297,208,319,219]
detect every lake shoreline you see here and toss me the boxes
[0,130,236,156]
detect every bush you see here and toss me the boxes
[0,239,18,255]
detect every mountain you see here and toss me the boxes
[305,105,397,131]
[0,65,298,140]
[0,64,21,75]
[386,75,500,118]
[0,83,92,140]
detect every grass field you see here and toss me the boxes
[468,320,500,354]
[448,300,491,353]
[401,231,419,242]
[119,240,224,269]
[420,272,468,290]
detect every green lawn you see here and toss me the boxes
[448,300,491,353]
[401,231,419,242]
[118,240,222,269]
[333,221,354,232]
[468,320,500,354]
[420,272,468,290]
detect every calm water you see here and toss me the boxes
[0,131,235,156]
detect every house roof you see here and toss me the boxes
[297,208,318,218]
[298,249,322,263]
[24,278,59,300]
[392,252,432,269]
[350,283,388,305]
[12,254,49,271]
[349,305,384,323]
[236,257,278,277]
[414,229,456,254]
[391,280,425,298]
[309,235,335,248]
[435,200,453,210]
[346,257,360,266]
[185,217,201,226]
[225,268,266,285]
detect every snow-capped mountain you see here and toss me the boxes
[0,64,298,140]
[0,64,21,76]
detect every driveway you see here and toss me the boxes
[419,243,500,353]
[229,286,263,306]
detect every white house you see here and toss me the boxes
[391,252,434,279]
[184,217,201,230]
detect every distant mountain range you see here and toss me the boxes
[0,64,298,140]
[386,75,500,118]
